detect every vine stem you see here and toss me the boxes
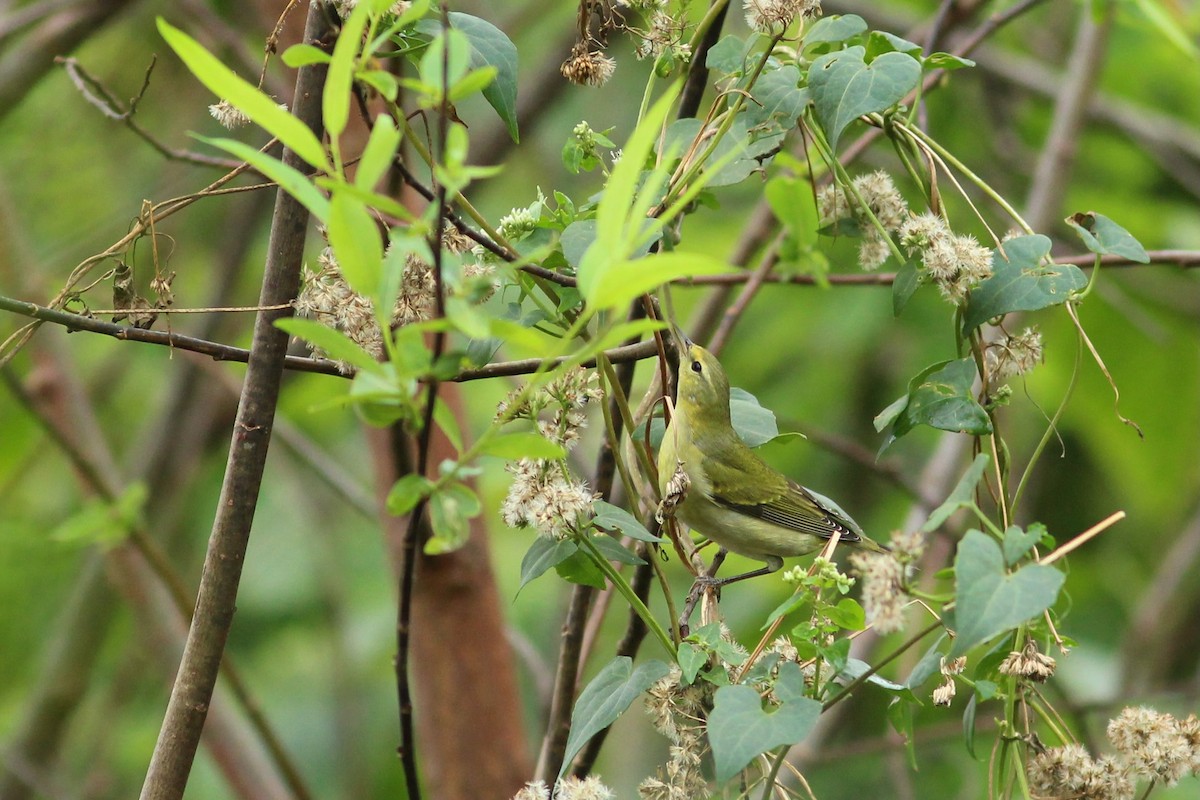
[578,535,677,657]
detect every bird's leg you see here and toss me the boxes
[678,549,729,636]
[707,555,784,588]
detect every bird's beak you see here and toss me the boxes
[668,324,692,354]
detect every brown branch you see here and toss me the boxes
[137,5,332,798]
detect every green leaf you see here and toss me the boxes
[764,174,819,249]
[888,697,919,770]
[962,235,1088,331]
[328,191,383,297]
[892,257,921,316]
[840,658,904,691]
[555,549,607,589]
[1066,212,1149,263]
[157,18,329,172]
[590,534,645,566]
[708,664,821,782]
[581,251,733,312]
[705,33,750,75]
[1003,522,1047,565]
[904,635,948,689]
[924,52,975,71]
[425,481,481,554]
[197,136,329,222]
[808,46,920,150]
[418,28,471,98]
[519,537,579,591]
[963,693,979,758]
[746,65,807,127]
[579,86,679,299]
[480,432,567,460]
[592,501,661,542]
[877,360,991,453]
[677,642,708,684]
[827,597,866,630]
[385,473,435,515]
[281,43,332,67]
[922,453,990,532]
[355,114,400,190]
[560,657,673,778]
[803,15,868,49]
[729,387,780,447]
[447,12,519,142]
[51,483,146,547]
[275,317,377,370]
[325,2,369,142]
[432,397,463,454]
[949,531,1066,657]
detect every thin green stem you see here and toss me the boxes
[595,360,642,507]
[578,535,676,657]
[1012,332,1082,513]
[822,618,942,711]
[899,121,1034,235]
[759,746,789,800]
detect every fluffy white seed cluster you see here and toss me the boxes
[639,667,712,800]
[634,10,687,60]
[1028,744,1133,800]
[499,368,602,540]
[1029,707,1200,799]
[294,231,493,371]
[208,100,250,130]
[818,171,908,271]
[554,776,615,800]
[897,212,995,303]
[743,0,822,32]
[848,529,923,635]
[985,327,1044,383]
[294,248,385,370]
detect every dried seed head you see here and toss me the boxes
[656,460,691,523]
[999,640,1057,682]
[561,43,616,87]
[932,678,956,707]
[555,775,615,800]
[512,780,550,800]
[986,327,1044,383]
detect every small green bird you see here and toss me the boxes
[657,329,888,587]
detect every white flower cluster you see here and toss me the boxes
[639,667,712,800]
[499,368,602,540]
[511,777,614,800]
[294,230,493,372]
[985,326,1044,383]
[848,528,924,635]
[898,212,994,303]
[743,0,822,33]
[818,171,907,271]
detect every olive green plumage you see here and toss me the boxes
[657,333,887,584]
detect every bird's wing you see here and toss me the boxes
[701,439,864,543]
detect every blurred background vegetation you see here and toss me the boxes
[2,0,1199,798]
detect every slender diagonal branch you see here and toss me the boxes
[138,6,332,799]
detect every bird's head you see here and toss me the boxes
[670,327,731,422]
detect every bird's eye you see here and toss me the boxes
[690,360,702,373]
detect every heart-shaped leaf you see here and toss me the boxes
[962,235,1087,331]
[949,530,1065,657]
[876,359,992,453]
[808,47,920,149]
[1066,211,1149,263]
[708,664,821,782]
[560,657,672,777]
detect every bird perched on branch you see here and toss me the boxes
[657,327,888,589]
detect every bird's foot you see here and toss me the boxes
[678,575,723,637]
